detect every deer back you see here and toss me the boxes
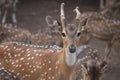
[0,26,31,43]
[0,42,62,80]
[30,29,63,47]
[79,12,120,42]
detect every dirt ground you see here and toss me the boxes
[17,0,120,80]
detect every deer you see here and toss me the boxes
[0,25,31,43]
[73,7,120,59]
[75,46,108,80]
[0,15,62,46]
[29,16,63,47]
[44,7,120,57]
[0,0,18,27]
[30,30,63,47]
[80,59,107,80]
[100,0,120,16]
[0,67,19,80]
[0,3,88,80]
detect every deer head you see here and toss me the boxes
[46,3,89,53]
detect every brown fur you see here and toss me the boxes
[79,11,120,57]
[0,3,86,80]
[0,25,31,43]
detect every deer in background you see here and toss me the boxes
[74,7,120,59]
[100,0,120,17]
[0,16,62,46]
[0,0,18,26]
[0,67,20,80]
[81,59,107,80]
[0,25,31,43]
[74,46,108,80]
[0,3,88,80]
[29,16,63,47]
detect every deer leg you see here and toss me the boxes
[116,42,120,55]
[114,40,120,57]
[25,35,31,44]
[100,0,105,9]
[0,9,1,19]
[105,42,112,59]
[12,1,17,27]
[12,11,17,27]
[105,39,115,59]
[0,10,1,26]
[1,10,7,26]
[113,8,119,17]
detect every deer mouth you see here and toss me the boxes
[65,48,77,66]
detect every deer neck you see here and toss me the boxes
[58,48,77,80]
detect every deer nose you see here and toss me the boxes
[69,44,76,53]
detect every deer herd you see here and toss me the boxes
[0,1,120,80]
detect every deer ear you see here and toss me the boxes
[45,16,60,27]
[80,18,88,31]
[46,16,61,31]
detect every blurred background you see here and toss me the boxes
[17,0,100,32]
[0,0,120,80]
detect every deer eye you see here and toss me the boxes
[62,32,66,37]
[77,32,81,37]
